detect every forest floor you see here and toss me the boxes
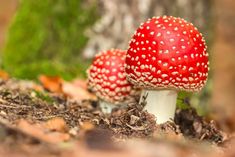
[0,78,234,157]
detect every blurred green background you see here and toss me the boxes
[1,0,98,80]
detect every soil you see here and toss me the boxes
[0,79,232,157]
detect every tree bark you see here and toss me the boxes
[82,0,213,58]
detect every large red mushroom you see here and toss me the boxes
[87,49,137,113]
[125,16,209,123]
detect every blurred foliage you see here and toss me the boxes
[2,0,98,80]
[33,90,54,104]
[176,91,209,116]
[176,92,191,110]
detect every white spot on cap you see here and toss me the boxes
[164,50,169,54]
[109,76,116,81]
[174,27,178,31]
[163,63,168,67]
[162,74,168,78]
[152,67,156,72]
[189,77,194,81]
[182,78,188,82]
[172,71,178,75]
[191,54,194,58]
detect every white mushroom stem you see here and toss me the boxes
[99,101,116,114]
[139,89,178,124]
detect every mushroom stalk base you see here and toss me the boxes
[140,90,177,124]
[99,101,116,114]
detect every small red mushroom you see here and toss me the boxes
[125,16,209,123]
[87,49,137,113]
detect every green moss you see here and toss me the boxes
[176,91,192,110]
[33,90,54,104]
[2,0,98,80]
[177,91,209,116]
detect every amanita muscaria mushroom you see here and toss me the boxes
[125,16,209,123]
[87,49,137,113]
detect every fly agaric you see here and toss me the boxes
[87,49,137,113]
[125,16,209,123]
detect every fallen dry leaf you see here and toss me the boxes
[17,119,70,143]
[31,84,44,92]
[72,78,87,89]
[44,117,68,132]
[63,81,97,100]
[80,121,95,131]
[77,122,95,138]
[153,122,183,141]
[39,75,96,101]
[38,75,63,93]
[0,69,9,80]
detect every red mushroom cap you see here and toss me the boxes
[87,49,136,104]
[125,16,209,92]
